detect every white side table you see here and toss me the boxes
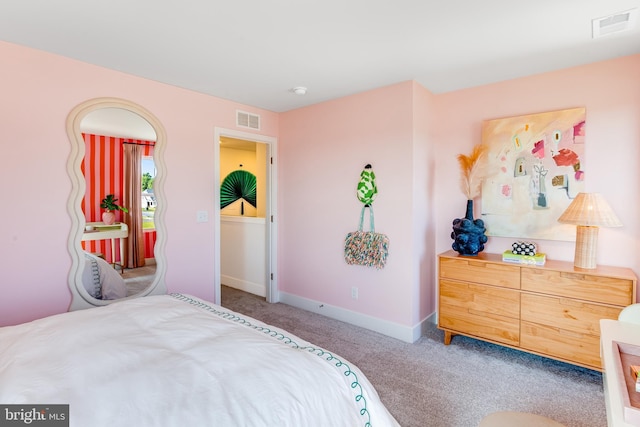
[600,319,640,427]
[81,222,129,270]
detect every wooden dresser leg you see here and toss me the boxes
[444,331,452,345]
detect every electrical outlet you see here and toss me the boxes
[196,210,208,223]
[351,287,358,300]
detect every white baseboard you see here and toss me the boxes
[279,291,435,343]
[222,275,266,298]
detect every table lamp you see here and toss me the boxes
[557,192,622,269]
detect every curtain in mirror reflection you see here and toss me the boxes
[80,133,156,265]
[123,143,145,269]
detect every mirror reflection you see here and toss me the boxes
[67,98,166,309]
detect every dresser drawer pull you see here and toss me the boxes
[558,329,585,339]
[559,298,583,307]
[560,272,586,281]
[468,261,486,268]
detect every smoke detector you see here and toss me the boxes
[592,8,638,38]
[291,87,307,95]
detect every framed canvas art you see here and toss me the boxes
[481,107,586,241]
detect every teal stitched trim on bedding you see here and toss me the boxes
[170,293,372,427]
[84,254,102,299]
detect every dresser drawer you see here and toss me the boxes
[439,279,520,346]
[437,250,636,370]
[440,257,521,289]
[521,268,634,306]
[521,293,622,336]
[520,321,601,369]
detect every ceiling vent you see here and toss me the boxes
[592,8,638,38]
[236,111,260,130]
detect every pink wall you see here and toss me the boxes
[0,41,278,326]
[412,82,439,321]
[280,55,640,331]
[1,39,638,330]
[279,82,431,326]
[434,54,640,285]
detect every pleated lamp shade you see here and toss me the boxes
[558,193,622,269]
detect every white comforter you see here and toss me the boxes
[0,294,400,427]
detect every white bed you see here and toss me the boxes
[0,293,400,427]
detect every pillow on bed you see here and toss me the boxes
[82,252,127,300]
[82,253,102,299]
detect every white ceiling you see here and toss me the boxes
[81,108,157,141]
[2,1,639,113]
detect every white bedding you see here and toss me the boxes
[0,294,399,427]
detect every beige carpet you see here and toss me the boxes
[221,285,606,427]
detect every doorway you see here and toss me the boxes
[214,128,277,305]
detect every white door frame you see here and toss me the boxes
[214,127,278,304]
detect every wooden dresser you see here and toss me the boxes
[438,250,637,371]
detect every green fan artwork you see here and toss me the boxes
[220,170,257,214]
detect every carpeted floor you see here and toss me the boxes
[221,285,607,427]
[121,265,156,296]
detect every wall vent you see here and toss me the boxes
[592,8,637,38]
[236,110,260,130]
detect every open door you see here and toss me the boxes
[214,127,277,305]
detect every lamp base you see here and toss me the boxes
[574,225,599,269]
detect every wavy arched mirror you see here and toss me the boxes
[66,98,167,310]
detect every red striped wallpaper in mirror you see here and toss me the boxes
[81,133,156,263]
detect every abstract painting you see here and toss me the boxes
[481,107,586,241]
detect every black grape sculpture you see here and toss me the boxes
[451,200,488,256]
